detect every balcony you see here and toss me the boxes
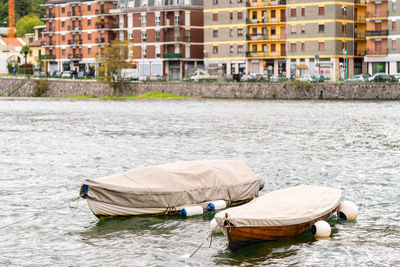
[246,17,286,24]
[366,11,388,18]
[95,38,106,43]
[68,54,83,60]
[163,53,183,59]
[246,34,286,41]
[246,50,285,57]
[39,55,55,60]
[366,48,388,55]
[246,0,286,7]
[365,30,388,37]
[67,11,82,17]
[163,37,185,42]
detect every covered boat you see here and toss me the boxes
[214,185,342,250]
[80,160,264,219]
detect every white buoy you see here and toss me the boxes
[206,200,227,211]
[180,206,204,217]
[338,201,358,220]
[210,218,221,233]
[311,220,331,238]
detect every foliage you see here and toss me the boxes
[100,92,189,100]
[0,0,46,25]
[96,40,139,94]
[17,68,33,75]
[35,77,48,97]
[16,14,44,37]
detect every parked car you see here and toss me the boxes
[190,69,210,81]
[270,74,289,83]
[346,74,370,82]
[62,71,73,78]
[368,73,396,82]
[241,73,268,82]
[53,71,62,78]
[296,74,316,82]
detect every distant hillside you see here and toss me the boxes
[0,0,46,26]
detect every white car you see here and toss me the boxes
[296,74,316,82]
[61,71,73,78]
[190,70,210,81]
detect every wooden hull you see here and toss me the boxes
[226,205,339,251]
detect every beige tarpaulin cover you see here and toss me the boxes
[215,185,342,227]
[81,160,262,209]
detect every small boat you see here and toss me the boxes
[214,185,343,250]
[80,160,264,219]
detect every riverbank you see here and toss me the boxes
[1,77,400,100]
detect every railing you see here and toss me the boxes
[163,53,183,58]
[355,50,366,56]
[246,17,286,24]
[246,34,286,40]
[366,11,389,18]
[354,0,366,4]
[365,30,389,36]
[246,51,285,57]
[95,38,106,43]
[163,37,186,42]
[366,48,388,55]
[68,54,83,59]
[67,11,82,17]
[246,0,286,7]
[355,33,366,38]
[355,16,366,22]
[39,55,55,60]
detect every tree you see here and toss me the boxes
[20,45,32,75]
[15,14,44,37]
[97,40,138,94]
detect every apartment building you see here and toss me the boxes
[112,0,204,80]
[246,0,287,75]
[42,0,118,73]
[364,0,400,74]
[203,0,247,75]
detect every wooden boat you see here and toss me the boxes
[214,185,342,250]
[80,160,264,219]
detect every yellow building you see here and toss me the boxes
[247,0,287,75]
[24,25,47,71]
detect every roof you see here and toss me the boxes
[0,37,26,46]
[29,38,45,47]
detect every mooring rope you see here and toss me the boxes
[0,194,83,230]
[189,218,225,258]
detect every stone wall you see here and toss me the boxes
[1,77,400,100]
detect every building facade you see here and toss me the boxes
[203,0,247,75]
[42,0,118,74]
[112,0,204,80]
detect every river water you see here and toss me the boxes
[0,98,399,266]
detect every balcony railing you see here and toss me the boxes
[68,54,83,60]
[246,0,286,7]
[163,37,186,42]
[365,30,388,36]
[246,17,286,24]
[246,50,285,57]
[366,11,389,18]
[95,38,106,43]
[246,34,286,41]
[366,48,388,55]
[39,55,55,60]
[163,53,183,59]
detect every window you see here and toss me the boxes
[393,2,397,11]
[230,29,234,37]
[213,0,218,4]
[88,47,91,55]
[290,25,296,34]
[62,21,65,28]
[238,12,243,20]
[291,8,296,17]
[230,45,234,53]
[342,6,347,16]
[342,41,346,50]
[301,25,305,34]
[301,8,305,16]
[88,19,91,26]
[156,15,160,26]
[213,13,218,21]
[271,27,276,35]
[318,42,325,51]
[213,30,218,37]
[393,21,397,30]
[237,28,243,36]
[271,44,276,52]
[238,45,243,53]
[393,39,396,49]
[88,5,91,11]
[342,24,346,33]
[319,7,325,15]
[301,42,305,51]
[213,46,218,54]
[291,43,296,52]
[319,24,325,33]
[156,31,161,41]
[62,35,65,41]
[88,33,91,40]
[62,49,66,55]
[230,12,233,20]
[62,7,65,13]
[271,10,276,18]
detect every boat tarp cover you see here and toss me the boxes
[214,185,342,227]
[80,160,262,209]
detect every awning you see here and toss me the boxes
[296,64,308,69]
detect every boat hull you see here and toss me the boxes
[87,197,255,220]
[225,205,339,251]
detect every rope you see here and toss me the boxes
[0,194,83,230]
[189,218,225,258]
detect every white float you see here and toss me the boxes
[206,200,227,211]
[311,220,331,238]
[337,200,358,220]
[210,218,222,233]
[180,206,204,217]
